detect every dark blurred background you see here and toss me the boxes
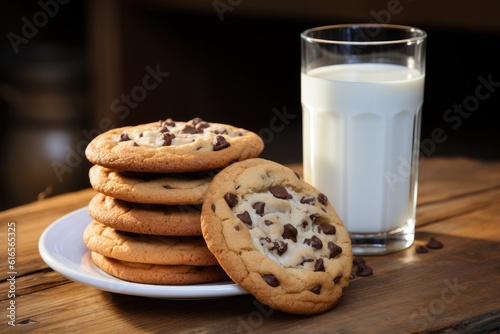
[0,0,499,210]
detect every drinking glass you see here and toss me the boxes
[301,24,426,255]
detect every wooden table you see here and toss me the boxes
[1,157,499,333]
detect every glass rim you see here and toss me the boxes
[301,23,427,45]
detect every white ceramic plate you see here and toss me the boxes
[38,207,248,299]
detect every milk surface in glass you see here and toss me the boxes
[302,63,425,233]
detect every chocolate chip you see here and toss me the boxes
[159,123,171,133]
[300,257,314,265]
[309,214,319,223]
[155,132,175,146]
[314,258,325,272]
[252,202,265,216]
[356,263,374,276]
[282,223,298,242]
[353,257,365,265]
[300,196,316,205]
[261,237,283,253]
[311,285,321,294]
[119,133,130,142]
[301,221,309,230]
[319,223,336,235]
[426,237,444,249]
[416,245,428,253]
[328,241,342,258]
[262,274,279,287]
[318,193,328,205]
[269,185,289,199]
[211,204,216,212]
[264,220,273,226]
[213,135,230,151]
[190,117,203,125]
[162,185,173,190]
[304,235,323,250]
[195,121,211,130]
[237,211,252,226]
[224,193,238,208]
[333,275,342,283]
[213,129,228,135]
[234,225,240,231]
[260,237,271,244]
[181,124,202,134]
[272,241,288,255]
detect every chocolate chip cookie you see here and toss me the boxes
[88,164,214,205]
[85,117,264,173]
[84,221,218,266]
[91,252,228,285]
[201,158,353,315]
[88,193,202,236]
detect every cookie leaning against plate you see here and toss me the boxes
[91,252,228,285]
[88,193,202,236]
[201,158,353,315]
[85,117,264,173]
[84,221,218,266]
[89,164,213,205]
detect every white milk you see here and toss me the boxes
[301,63,425,233]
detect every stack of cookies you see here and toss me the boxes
[83,117,265,285]
[84,116,354,315]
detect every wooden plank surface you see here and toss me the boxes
[416,158,500,231]
[1,157,499,333]
[417,157,500,204]
[0,188,97,281]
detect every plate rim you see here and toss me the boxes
[38,207,248,299]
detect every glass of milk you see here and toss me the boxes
[301,24,426,255]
